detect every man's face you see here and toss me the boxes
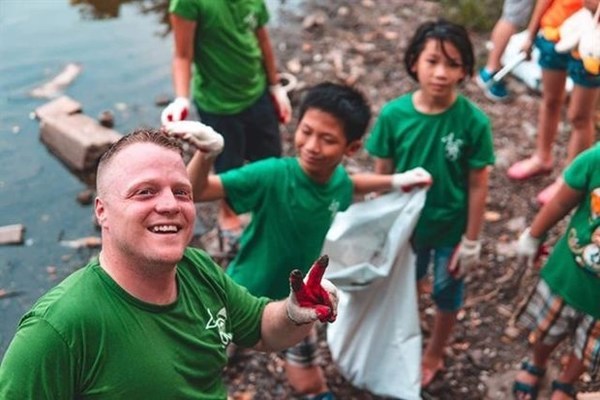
[95,143,196,269]
[294,108,359,183]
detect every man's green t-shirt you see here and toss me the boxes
[169,0,269,114]
[541,143,600,318]
[221,157,354,300]
[0,248,268,399]
[366,93,495,248]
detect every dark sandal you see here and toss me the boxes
[551,380,577,399]
[512,361,546,400]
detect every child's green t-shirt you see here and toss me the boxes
[169,0,269,114]
[541,143,600,318]
[366,93,495,248]
[221,157,354,300]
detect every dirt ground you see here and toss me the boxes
[190,1,600,399]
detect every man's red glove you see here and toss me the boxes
[286,255,338,325]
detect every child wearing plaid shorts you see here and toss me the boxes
[513,142,600,399]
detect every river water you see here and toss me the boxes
[0,0,298,355]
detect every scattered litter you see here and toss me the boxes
[0,289,22,300]
[0,224,25,245]
[60,236,102,249]
[30,63,82,99]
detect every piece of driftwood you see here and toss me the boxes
[35,96,122,172]
[0,224,25,245]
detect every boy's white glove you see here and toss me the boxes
[516,227,546,267]
[160,97,191,125]
[287,255,338,325]
[269,84,292,124]
[447,236,481,278]
[391,167,433,192]
[162,121,224,158]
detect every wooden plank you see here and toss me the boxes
[40,114,122,171]
[0,224,25,245]
[34,95,82,120]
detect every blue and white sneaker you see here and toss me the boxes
[476,68,509,102]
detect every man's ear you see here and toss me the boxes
[95,197,107,227]
[344,140,362,157]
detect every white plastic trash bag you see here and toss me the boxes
[324,190,426,400]
[323,190,426,291]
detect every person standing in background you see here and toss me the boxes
[161,0,292,244]
[506,0,600,205]
[477,0,535,101]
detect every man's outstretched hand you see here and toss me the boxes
[287,255,338,325]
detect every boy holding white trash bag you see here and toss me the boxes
[164,82,432,399]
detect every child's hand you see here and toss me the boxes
[162,121,224,158]
[269,83,292,124]
[160,97,191,125]
[517,228,547,267]
[391,167,432,192]
[286,255,338,325]
[448,236,481,278]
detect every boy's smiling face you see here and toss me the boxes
[294,108,360,183]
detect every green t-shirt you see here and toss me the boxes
[221,157,354,300]
[0,248,268,400]
[541,143,600,318]
[169,0,269,114]
[366,93,495,248]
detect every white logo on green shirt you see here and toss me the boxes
[441,132,463,161]
[206,307,233,347]
[329,199,340,221]
[244,13,258,30]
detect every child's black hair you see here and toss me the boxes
[297,82,372,143]
[404,19,474,82]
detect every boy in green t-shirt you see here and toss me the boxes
[164,82,432,400]
[512,143,600,400]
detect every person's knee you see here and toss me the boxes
[286,365,327,395]
[541,94,565,113]
[566,107,595,130]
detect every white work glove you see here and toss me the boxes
[391,167,433,192]
[162,120,224,158]
[287,255,338,325]
[447,236,481,278]
[160,97,191,126]
[269,83,292,124]
[516,227,546,267]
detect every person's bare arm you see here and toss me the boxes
[255,26,278,86]
[529,183,583,238]
[170,13,196,98]
[186,151,225,202]
[464,167,490,241]
[351,161,432,196]
[522,0,553,55]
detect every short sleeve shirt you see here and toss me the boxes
[221,157,354,299]
[169,0,269,114]
[0,248,268,399]
[541,143,600,318]
[366,94,495,248]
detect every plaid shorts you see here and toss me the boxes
[280,328,321,367]
[516,279,600,375]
